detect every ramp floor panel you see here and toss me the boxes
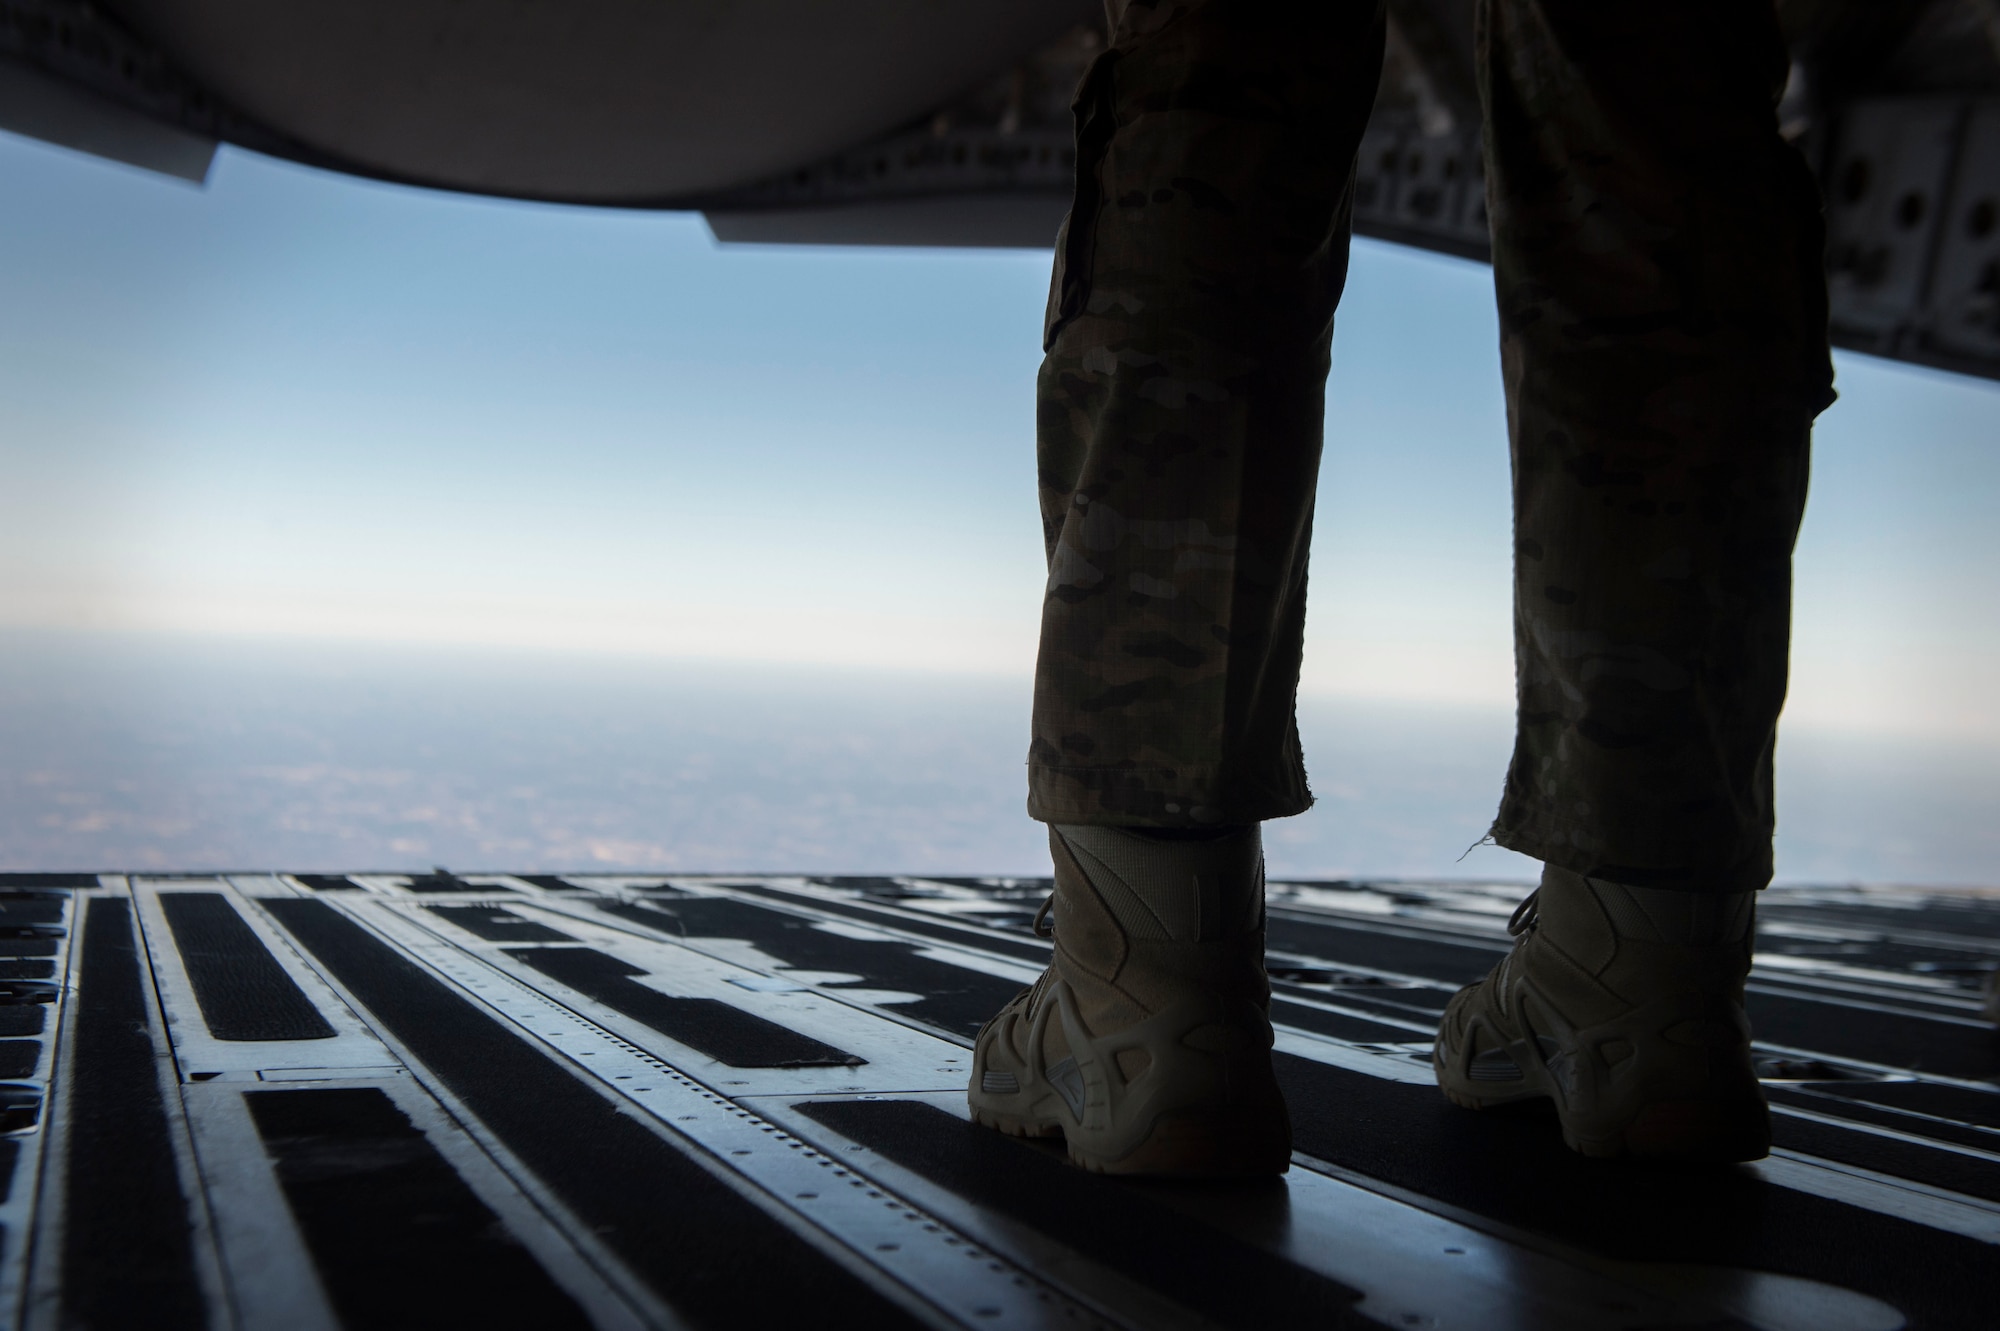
[0,871,1994,1330]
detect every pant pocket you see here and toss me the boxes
[1044,48,1122,352]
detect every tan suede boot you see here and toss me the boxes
[967,824,1291,1176]
[1434,865,1769,1162]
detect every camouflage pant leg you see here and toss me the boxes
[1025,0,1388,828]
[1480,0,1836,892]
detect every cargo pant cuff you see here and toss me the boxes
[1489,813,1773,895]
[1026,763,1312,830]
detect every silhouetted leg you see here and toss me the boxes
[1026,0,1387,829]
[1481,0,1835,892]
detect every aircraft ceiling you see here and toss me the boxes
[1,0,1997,382]
[98,0,1099,200]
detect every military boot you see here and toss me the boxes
[1434,865,1768,1161]
[968,824,1291,1176]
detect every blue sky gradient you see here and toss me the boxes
[2,130,1996,738]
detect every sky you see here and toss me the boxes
[3,131,1999,734]
[0,129,1996,881]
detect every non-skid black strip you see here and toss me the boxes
[0,1138,18,1205]
[1269,994,1428,1043]
[0,981,55,1008]
[1266,913,1505,986]
[506,947,861,1068]
[718,886,1458,1040]
[908,876,1057,893]
[1767,1085,2000,1155]
[1761,934,2000,979]
[0,1041,38,1078]
[401,874,510,894]
[294,874,361,892]
[1807,1077,2000,1131]
[0,960,53,980]
[1267,911,2000,1082]
[0,1085,38,1134]
[1772,1112,2000,1204]
[513,875,586,892]
[0,1007,44,1037]
[727,881,1051,964]
[1274,1052,1976,1329]
[730,887,1450,1047]
[0,933,59,957]
[160,893,336,1041]
[0,894,66,925]
[596,897,1023,1038]
[0,872,97,888]
[61,898,206,1330]
[734,885,1435,1046]
[247,1086,592,1331]
[811,876,958,899]
[1746,989,2000,1082]
[261,899,925,1331]
[426,904,577,943]
[1759,900,2000,939]
[800,1099,1371,1330]
[1279,983,1450,1024]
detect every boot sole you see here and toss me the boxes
[1439,1081,1770,1163]
[967,1105,1064,1140]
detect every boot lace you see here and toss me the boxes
[1507,889,1541,937]
[1031,894,1056,939]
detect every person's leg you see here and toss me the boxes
[1484,1,1831,896]
[970,0,1386,1176]
[1026,0,1383,831]
[1435,0,1835,1160]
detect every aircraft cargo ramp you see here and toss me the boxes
[3,870,1996,1330]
